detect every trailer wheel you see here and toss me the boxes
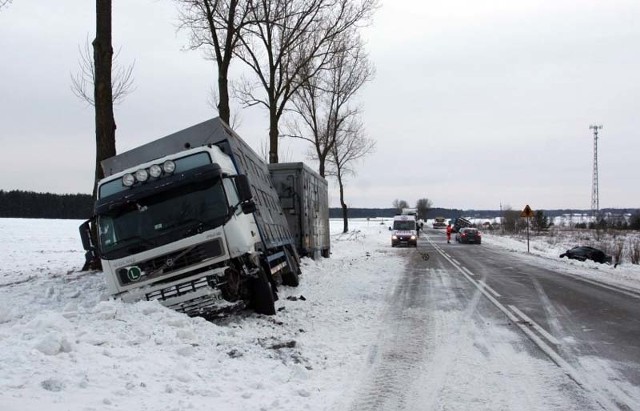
[281,247,300,287]
[250,268,276,315]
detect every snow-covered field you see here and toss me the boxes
[0,217,639,410]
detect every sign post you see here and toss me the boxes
[520,205,534,253]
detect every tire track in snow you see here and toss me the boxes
[348,248,447,411]
[427,233,618,411]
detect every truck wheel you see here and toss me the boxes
[281,247,300,287]
[250,269,276,315]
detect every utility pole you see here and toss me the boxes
[500,202,504,235]
[589,124,602,223]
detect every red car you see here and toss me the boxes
[455,228,481,244]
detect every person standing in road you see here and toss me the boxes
[446,223,452,243]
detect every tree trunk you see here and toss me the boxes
[92,0,116,198]
[218,67,230,124]
[269,111,279,163]
[318,151,326,178]
[338,174,348,233]
[85,0,115,271]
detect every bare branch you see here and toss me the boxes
[174,0,254,123]
[0,0,12,11]
[326,117,375,179]
[70,36,135,107]
[286,28,374,177]
[234,0,379,163]
[328,113,375,233]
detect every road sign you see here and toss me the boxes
[520,204,534,253]
[520,204,534,218]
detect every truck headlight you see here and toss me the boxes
[163,160,176,174]
[410,235,416,240]
[122,173,135,187]
[392,235,398,240]
[149,164,162,178]
[135,169,149,182]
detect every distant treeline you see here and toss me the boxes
[328,207,497,219]
[327,207,640,220]
[1,189,637,221]
[0,190,93,219]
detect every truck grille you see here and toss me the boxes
[145,276,213,301]
[117,239,224,286]
[145,274,232,317]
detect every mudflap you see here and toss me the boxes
[281,246,300,287]
[249,267,276,315]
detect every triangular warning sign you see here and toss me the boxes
[520,204,534,218]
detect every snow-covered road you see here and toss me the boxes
[345,246,599,411]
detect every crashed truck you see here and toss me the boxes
[451,217,472,233]
[79,117,327,316]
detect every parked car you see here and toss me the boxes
[455,227,481,244]
[559,246,612,264]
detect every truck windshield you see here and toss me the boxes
[97,180,229,260]
[393,221,416,230]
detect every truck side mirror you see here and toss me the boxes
[79,219,94,251]
[235,174,253,202]
[79,219,100,269]
[241,199,257,214]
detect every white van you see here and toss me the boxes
[391,215,418,247]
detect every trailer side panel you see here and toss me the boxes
[268,163,330,258]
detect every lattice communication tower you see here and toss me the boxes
[589,124,602,220]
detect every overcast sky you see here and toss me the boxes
[1,0,639,210]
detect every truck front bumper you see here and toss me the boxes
[119,266,234,316]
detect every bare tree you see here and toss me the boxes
[416,198,433,221]
[327,118,375,233]
[502,206,526,234]
[81,0,116,271]
[235,0,378,164]
[71,37,135,106]
[285,29,373,177]
[175,0,253,124]
[0,0,12,11]
[92,0,116,199]
[392,199,409,214]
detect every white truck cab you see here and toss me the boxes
[80,118,304,317]
[391,215,418,247]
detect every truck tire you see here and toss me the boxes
[250,268,276,315]
[281,247,300,287]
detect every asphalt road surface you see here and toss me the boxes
[347,228,640,411]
